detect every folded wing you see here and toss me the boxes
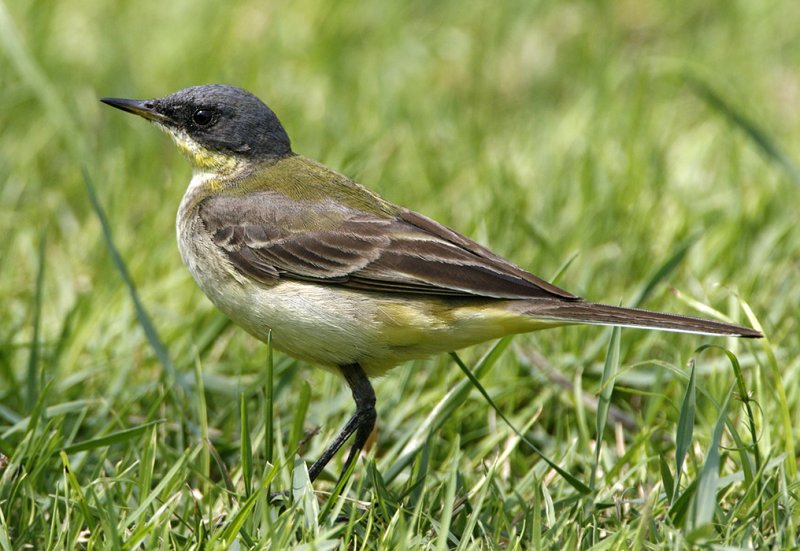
[199,190,577,300]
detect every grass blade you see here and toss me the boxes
[60,419,164,454]
[292,457,319,534]
[436,435,460,551]
[177,315,231,369]
[240,392,253,498]
[696,343,763,531]
[660,454,675,504]
[690,386,733,536]
[123,444,202,529]
[264,330,274,466]
[122,492,182,551]
[59,451,96,533]
[450,352,590,494]
[685,72,800,185]
[673,359,696,504]
[549,251,579,286]
[384,337,512,483]
[531,478,543,551]
[591,325,620,491]
[630,233,698,308]
[669,477,698,526]
[740,301,795,480]
[83,168,177,383]
[216,464,280,546]
[0,508,11,551]
[288,380,311,461]
[193,353,210,493]
[25,231,47,411]
[138,425,157,512]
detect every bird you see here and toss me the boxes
[101,84,761,483]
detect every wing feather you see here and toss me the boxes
[199,188,577,300]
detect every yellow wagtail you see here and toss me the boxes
[101,85,761,482]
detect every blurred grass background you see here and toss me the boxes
[1,0,799,548]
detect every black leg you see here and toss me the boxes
[307,363,376,482]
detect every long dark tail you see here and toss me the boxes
[516,298,762,338]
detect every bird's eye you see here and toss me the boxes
[192,109,213,126]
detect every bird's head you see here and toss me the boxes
[101,84,292,173]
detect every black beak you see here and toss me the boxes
[100,97,167,123]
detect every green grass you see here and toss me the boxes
[2,0,799,548]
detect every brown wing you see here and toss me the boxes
[199,190,577,300]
